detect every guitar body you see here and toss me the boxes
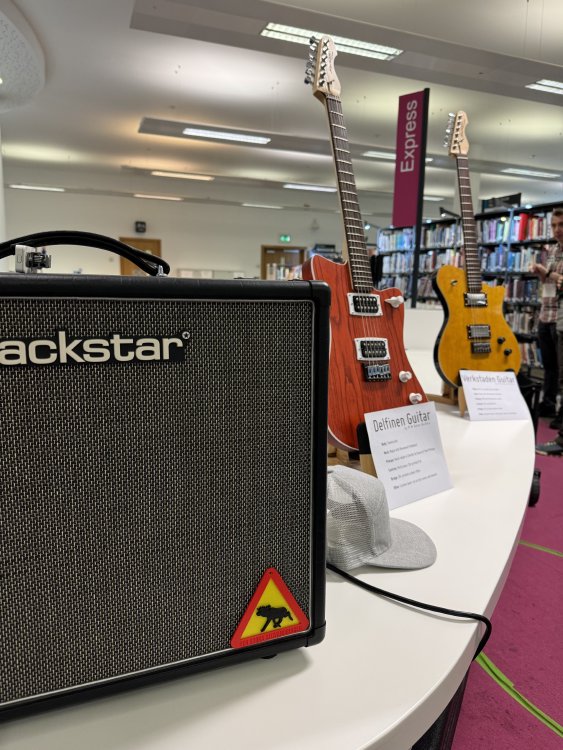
[303,254,427,451]
[433,265,522,388]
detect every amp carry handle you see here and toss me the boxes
[0,230,170,277]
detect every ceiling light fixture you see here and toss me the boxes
[9,184,64,192]
[525,79,563,95]
[242,203,283,209]
[283,183,337,192]
[501,167,560,179]
[133,193,183,201]
[439,207,461,219]
[362,150,396,160]
[363,151,433,164]
[151,170,214,181]
[423,196,444,202]
[261,24,402,60]
[182,127,271,145]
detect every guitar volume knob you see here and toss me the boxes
[497,337,506,344]
[503,348,512,356]
[399,370,413,382]
[409,393,423,404]
[385,295,404,308]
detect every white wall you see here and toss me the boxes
[4,189,345,276]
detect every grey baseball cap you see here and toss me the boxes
[326,465,437,571]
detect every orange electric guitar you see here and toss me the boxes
[432,111,521,388]
[303,36,426,452]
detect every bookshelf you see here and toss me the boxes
[377,219,463,303]
[377,201,560,371]
[475,200,559,371]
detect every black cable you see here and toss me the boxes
[327,562,492,660]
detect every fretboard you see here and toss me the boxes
[325,96,372,293]
[455,155,481,293]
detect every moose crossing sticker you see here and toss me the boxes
[230,568,309,648]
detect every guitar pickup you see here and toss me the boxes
[354,338,390,361]
[464,293,488,307]
[471,342,492,354]
[347,293,382,317]
[363,363,392,381]
[467,324,491,339]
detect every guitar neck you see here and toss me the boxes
[455,155,482,293]
[325,95,372,292]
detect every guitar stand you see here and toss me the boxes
[426,382,468,417]
[327,425,376,476]
[356,422,377,477]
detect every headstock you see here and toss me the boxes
[304,35,341,101]
[444,111,469,156]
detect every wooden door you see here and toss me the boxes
[119,237,162,276]
[260,245,306,279]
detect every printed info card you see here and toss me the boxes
[365,402,452,510]
[459,370,530,421]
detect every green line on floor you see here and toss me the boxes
[477,653,563,738]
[518,540,563,557]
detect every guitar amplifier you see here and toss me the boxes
[0,235,330,717]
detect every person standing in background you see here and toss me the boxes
[529,207,563,423]
[536,269,563,455]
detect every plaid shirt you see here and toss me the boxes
[539,243,563,324]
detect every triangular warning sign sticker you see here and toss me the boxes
[230,567,310,649]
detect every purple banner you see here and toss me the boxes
[392,90,427,228]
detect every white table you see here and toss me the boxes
[0,350,535,750]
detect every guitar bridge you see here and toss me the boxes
[471,342,492,354]
[347,293,382,317]
[355,338,390,361]
[363,363,392,382]
[467,324,491,339]
[464,293,487,307]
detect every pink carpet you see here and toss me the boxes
[452,418,563,749]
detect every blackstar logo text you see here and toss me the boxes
[0,331,188,366]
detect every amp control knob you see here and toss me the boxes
[399,370,413,382]
[409,393,423,404]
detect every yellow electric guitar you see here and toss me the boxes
[432,111,521,388]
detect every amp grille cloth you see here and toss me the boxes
[0,297,314,704]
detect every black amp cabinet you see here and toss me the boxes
[0,273,329,717]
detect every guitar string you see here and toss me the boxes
[328,96,378,350]
[457,155,482,357]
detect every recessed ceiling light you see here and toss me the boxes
[423,196,444,202]
[525,79,563,95]
[242,203,283,209]
[363,150,396,160]
[182,127,271,145]
[9,184,65,192]
[501,168,560,179]
[261,24,402,60]
[363,151,433,164]
[283,183,337,192]
[133,193,183,201]
[151,170,214,181]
